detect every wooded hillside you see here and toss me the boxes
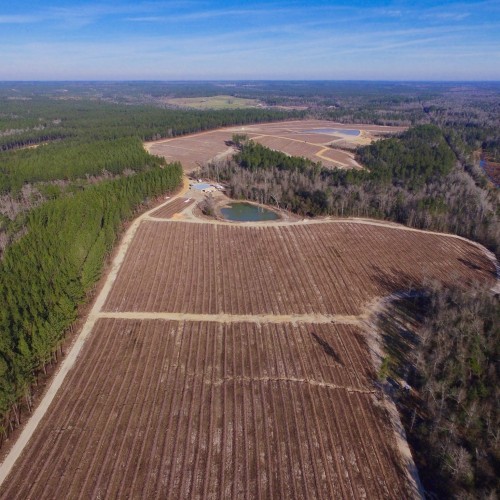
[204,125,499,253]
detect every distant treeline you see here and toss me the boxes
[0,99,301,151]
[0,162,182,429]
[0,99,300,244]
[202,125,499,253]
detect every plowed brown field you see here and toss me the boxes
[1,319,412,499]
[150,197,195,218]
[0,199,496,498]
[103,220,494,316]
[147,120,405,171]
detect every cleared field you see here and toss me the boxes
[150,197,195,219]
[250,135,360,169]
[1,319,412,499]
[103,220,495,316]
[318,147,361,167]
[1,195,495,498]
[147,119,405,171]
[238,120,406,136]
[165,95,262,110]
[148,130,235,172]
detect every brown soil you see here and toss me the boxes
[102,220,495,316]
[1,319,414,499]
[0,168,495,498]
[146,119,405,171]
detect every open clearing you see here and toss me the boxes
[146,119,406,171]
[2,319,412,499]
[164,95,262,110]
[103,220,494,316]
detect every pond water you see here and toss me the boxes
[220,202,280,222]
[304,128,360,136]
[192,183,212,190]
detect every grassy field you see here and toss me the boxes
[165,95,262,110]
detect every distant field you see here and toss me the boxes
[165,95,262,110]
[147,119,406,171]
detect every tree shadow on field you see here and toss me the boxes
[369,266,427,379]
[370,265,423,296]
[458,250,497,281]
[310,331,343,364]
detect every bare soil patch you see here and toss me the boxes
[102,220,495,316]
[1,319,413,499]
[147,119,405,171]
[150,197,195,219]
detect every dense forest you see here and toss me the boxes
[202,125,499,253]
[378,285,499,498]
[0,137,165,194]
[0,101,297,246]
[0,99,300,151]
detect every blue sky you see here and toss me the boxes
[1,0,499,80]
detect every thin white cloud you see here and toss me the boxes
[421,11,471,21]
[0,14,44,24]
[127,5,327,23]
[0,1,498,80]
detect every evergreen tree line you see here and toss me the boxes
[203,125,499,253]
[0,100,299,253]
[0,99,301,151]
[0,137,164,194]
[0,162,182,433]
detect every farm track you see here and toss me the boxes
[0,168,497,498]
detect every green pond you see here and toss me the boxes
[220,202,279,222]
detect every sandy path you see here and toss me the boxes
[0,178,190,486]
[98,311,362,325]
[314,146,361,168]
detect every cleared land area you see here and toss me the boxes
[147,120,406,171]
[150,197,195,219]
[164,95,262,110]
[146,130,236,172]
[103,220,495,316]
[1,319,412,499]
[0,198,495,498]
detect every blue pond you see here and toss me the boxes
[304,128,360,136]
[221,202,279,222]
[192,183,212,190]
